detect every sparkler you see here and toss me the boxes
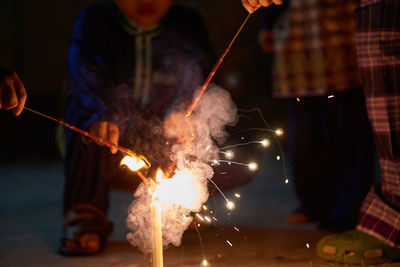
[23,107,152,186]
[186,13,251,117]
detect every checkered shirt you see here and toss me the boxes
[269,0,361,97]
[355,0,400,247]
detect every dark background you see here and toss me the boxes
[0,0,287,161]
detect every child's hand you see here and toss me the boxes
[164,112,196,144]
[89,121,120,154]
[0,67,27,116]
[241,0,283,13]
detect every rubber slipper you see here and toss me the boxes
[317,229,400,265]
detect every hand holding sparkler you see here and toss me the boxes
[88,121,120,154]
[241,0,283,13]
[0,66,27,116]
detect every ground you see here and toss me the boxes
[0,159,399,267]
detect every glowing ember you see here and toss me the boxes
[226,200,235,210]
[120,155,148,172]
[248,162,258,171]
[275,128,284,136]
[225,150,234,159]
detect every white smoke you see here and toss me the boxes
[126,84,238,254]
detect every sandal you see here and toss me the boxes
[59,204,113,256]
[317,229,400,265]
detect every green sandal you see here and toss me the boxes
[317,229,400,265]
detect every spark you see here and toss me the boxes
[202,259,209,266]
[306,243,310,248]
[248,162,258,171]
[202,205,208,211]
[219,139,270,150]
[261,138,270,147]
[284,178,289,184]
[277,156,280,160]
[296,97,300,102]
[223,150,234,160]
[226,200,235,210]
[234,226,240,232]
[275,128,284,136]
[226,240,233,247]
[205,216,212,223]
[234,193,241,198]
[212,217,218,221]
[328,94,334,99]
[205,145,210,152]
[196,213,204,221]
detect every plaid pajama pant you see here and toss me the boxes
[355,0,400,247]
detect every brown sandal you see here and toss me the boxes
[59,204,113,256]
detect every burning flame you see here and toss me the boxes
[120,154,150,172]
[152,170,203,210]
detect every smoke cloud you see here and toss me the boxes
[126,84,238,253]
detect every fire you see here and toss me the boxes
[155,168,164,183]
[152,170,203,210]
[120,154,150,172]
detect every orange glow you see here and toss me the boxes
[155,168,164,183]
[120,155,150,172]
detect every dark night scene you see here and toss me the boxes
[1,0,400,266]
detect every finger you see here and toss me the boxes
[13,73,27,116]
[2,82,18,110]
[241,0,258,13]
[107,123,119,154]
[273,0,283,5]
[259,0,274,7]
[98,121,107,146]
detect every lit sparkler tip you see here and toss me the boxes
[275,128,284,136]
[248,162,258,171]
[226,200,235,210]
[224,150,234,160]
[120,155,148,172]
[260,138,270,148]
[202,259,209,266]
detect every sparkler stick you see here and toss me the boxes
[23,106,151,186]
[185,13,251,117]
